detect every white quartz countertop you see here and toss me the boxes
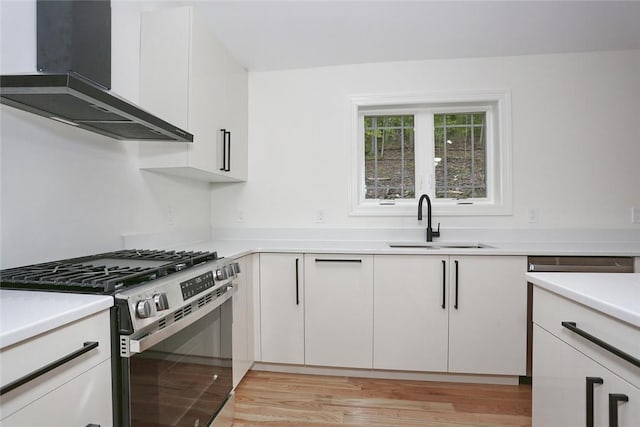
[168,238,640,259]
[526,273,640,327]
[0,290,113,350]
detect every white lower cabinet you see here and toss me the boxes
[0,309,112,425]
[258,253,526,377]
[533,325,639,427]
[448,256,527,375]
[259,253,305,364]
[374,255,527,375]
[305,254,374,368]
[374,255,448,371]
[1,359,113,427]
[232,255,255,388]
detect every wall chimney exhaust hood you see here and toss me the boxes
[0,0,193,143]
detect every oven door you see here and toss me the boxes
[120,287,234,427]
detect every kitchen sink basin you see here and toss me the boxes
[387,241,493,249]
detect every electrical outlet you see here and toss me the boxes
[167,206,175,227]
[632,207,640,224]
[527,208,538,224]
[236,209,246,223]
[315,209,327,224]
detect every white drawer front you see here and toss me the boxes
[0,309,111,418]
[533,287,639,387]
[1,359,113,426]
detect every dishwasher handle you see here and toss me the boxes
[528,263,632,273]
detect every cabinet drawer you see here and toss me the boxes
[533,287,639,387]
[1,359,113,426]
[0,309,111,418]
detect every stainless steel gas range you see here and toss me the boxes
[0,249,239,427]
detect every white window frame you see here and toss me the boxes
[348,90,512,217]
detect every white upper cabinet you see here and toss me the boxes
[138,6,248,182]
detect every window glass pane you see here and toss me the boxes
[434,112,486,199]
[364,115,415,200]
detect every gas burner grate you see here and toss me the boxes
[0,249,219,294]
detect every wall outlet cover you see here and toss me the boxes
[632,207,640,224]
[315,209,327,224]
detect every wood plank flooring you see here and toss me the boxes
[233,371,532,426]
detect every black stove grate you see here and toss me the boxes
[0,249,219,294]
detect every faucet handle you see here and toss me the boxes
[433,222,441,237]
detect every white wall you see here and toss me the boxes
[211,49,640,231]
[0,1,211,268]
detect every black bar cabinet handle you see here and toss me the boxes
[219,129,227,171]
[86,424,101,427]
[454,260,459,309]
[586,377,603,427]
[0,341,99,395]
[562,322,640,368]
[295,258,300,305]
[608,393,629,427]
[315,258,362,263]
[441,260,446,309]
[225,130,231,172]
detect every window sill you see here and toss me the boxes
[350,201,512,217]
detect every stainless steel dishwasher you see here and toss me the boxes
[525,256,634,376]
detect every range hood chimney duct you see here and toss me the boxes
[0,0,193,143]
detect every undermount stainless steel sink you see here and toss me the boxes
[387,241,493,249]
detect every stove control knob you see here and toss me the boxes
[232,262,241,274]
[135,299,156,319]
[215,268,224,281]
[154,293,170,311]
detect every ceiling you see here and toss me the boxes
[195,0,640,71]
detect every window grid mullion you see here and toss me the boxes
[373,118,379,199]
[443,116,448,198]
[471,114,476,198]
[400,116,405,198]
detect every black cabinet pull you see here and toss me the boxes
[562,322,640,368]
[454,260,459,309]
[314,258,362,263]
[295,258,300,306]
[586,377,603,427]
[220,129,227,171]
[225,130,231,172]
[441,260,446,309]
[608,393,629,427]
[0,341,99,395]
[86,425,101,427]
[219,129,231,172]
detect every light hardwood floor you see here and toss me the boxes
[233,371,532,426]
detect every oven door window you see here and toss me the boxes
[128,302,232,427]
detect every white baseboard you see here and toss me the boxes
[250,362,521,386]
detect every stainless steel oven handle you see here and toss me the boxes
[127,284,237,355]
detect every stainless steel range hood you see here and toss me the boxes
[0,0,193,143]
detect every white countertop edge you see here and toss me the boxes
[178,239,640,259]
[0,292,114,350]
[526,273,640,328]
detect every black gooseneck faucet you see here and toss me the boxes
[417,194,440,242]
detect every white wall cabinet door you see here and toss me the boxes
[139,6,248,182]
[259,253,304,364]
[533,325,640,427]
[373,255,448,372]
[448,256,527,375]
[305,254,374,369]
